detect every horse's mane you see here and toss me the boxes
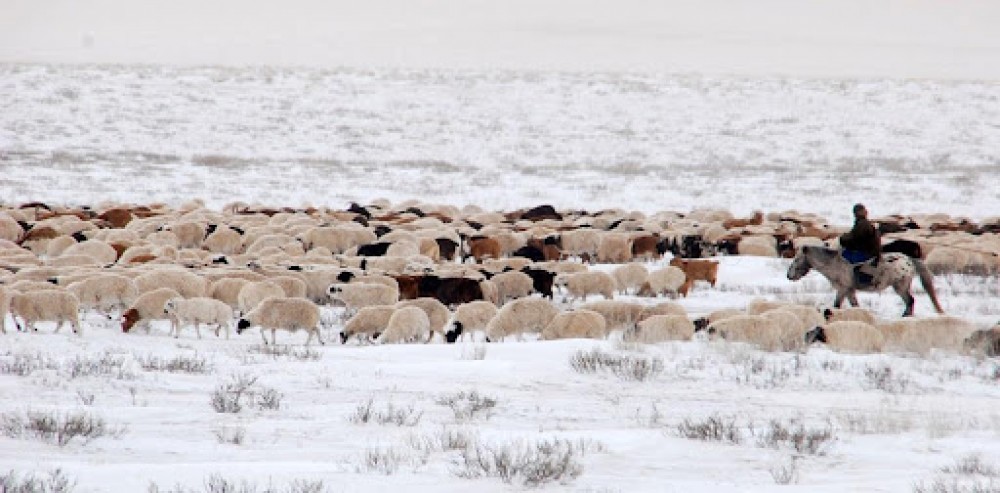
[803,245,838,258]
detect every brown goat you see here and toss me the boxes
[466,237,502,263]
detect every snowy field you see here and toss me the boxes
[1,255,999,492]
[3,1,1000,490]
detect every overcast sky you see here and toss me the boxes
[2,0,999,79]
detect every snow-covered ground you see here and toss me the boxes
[3,2,1000,490]
[1,255,999,492]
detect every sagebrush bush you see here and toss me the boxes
[210,374,283,414]
[453,437,603,486]
[136,354,213,374]
[435,390,497,421]
[1,410,124,447]
[347,399,422,427]
[0,468,76,493]
[570,348,663,381]
[675,414,742,444]
[146,474,327,493]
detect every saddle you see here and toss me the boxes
[852,257,879,287]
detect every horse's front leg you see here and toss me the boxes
[847,290,860,307]
[833,290,848,308]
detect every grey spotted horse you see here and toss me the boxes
[786,246,944,317]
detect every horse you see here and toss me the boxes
[786,246,944,317]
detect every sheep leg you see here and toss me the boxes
[54,320,64,334]
[194,322,202,339]
[271,329,279,345]
[259,329,269,345]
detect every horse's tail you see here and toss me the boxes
[913,258,945,314]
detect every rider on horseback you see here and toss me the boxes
[839,203,881,284]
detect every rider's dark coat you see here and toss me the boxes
[840,216,881,261]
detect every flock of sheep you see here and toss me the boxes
[0,199,997,357]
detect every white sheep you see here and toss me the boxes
[10,290,82,335]
[378,306,430,344]
[883,316,979,354]
[267,275,308,298]
[759,308,807,351]
[612,263,649,295]
[479,279,500,305]
[737,236,778,257]
[823,307,878,326]
[202,226,244,254]
[328,282,399,313]
[65,274,139,314]
[61,239,118,265]
[707,315,782,350]
[484,297,559,342]
[558,271,616,302]
[804,321,884,354]
[0,286,11,334]
[626,315,695,343]
[350,274,400,292]
[121,287,182,334]
[638,301,688,322]
[445,301,499,343]
[490,270,535,303]
[341,305,396,344]
[746,298,789,316]
[237,280,286,315]
[558,229,601,261]
[636,266,686,298]
[163,297,233,339]
[6,279,64,293]
[540,309,606,340]
[580,300,644,335]
[596,233,633,263]
[134,269,208,298]
[236,296,323,345]
[395,297,451,342]
[208,277,250,310]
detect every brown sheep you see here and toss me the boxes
[465,236,502,263]
[669,257,719,293]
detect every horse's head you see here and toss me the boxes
[787,247,812,280]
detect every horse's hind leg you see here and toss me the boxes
[833,290,848,308]
[847,291,860,307]
[894,283,915,317]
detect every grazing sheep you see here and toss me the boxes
[122,287,182,334]
[778,305,826,332]
[540,309,606,340]
[559,229,601,261]
[65,274,139,315]
[485,297,559,342]
[759,308,807,351]
[707,315,782,351]
[558,271,616,302]
[596,233,633,263]
[479,279,500,305]
[5,280,63,293]
[465,236,502,263]
[208,277,250,310]
[638,301,688,321]
[237,280,286,315]
[626,315,695,343]
[668,258,719,293]
[612,263,649,295]
[395,297,451,342]
[491,270,535,303]
[378,306,430,344]
[237,296,323,345]
[804,321,884,354]
[581,300,644,334]
[328,282,399,313]
[351,274,400,293]
[61,239,118,265]
[202,226,244,254]
[163,297,233,339]
[134,269,208,298]
[737,236,778,257]
[823,307,878,326]
[444,301,498,343]
[341,306,396,344]
[636,266,687,298]
[268,275,308,298]
[888,316,979,354]
[10,290,82,335]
